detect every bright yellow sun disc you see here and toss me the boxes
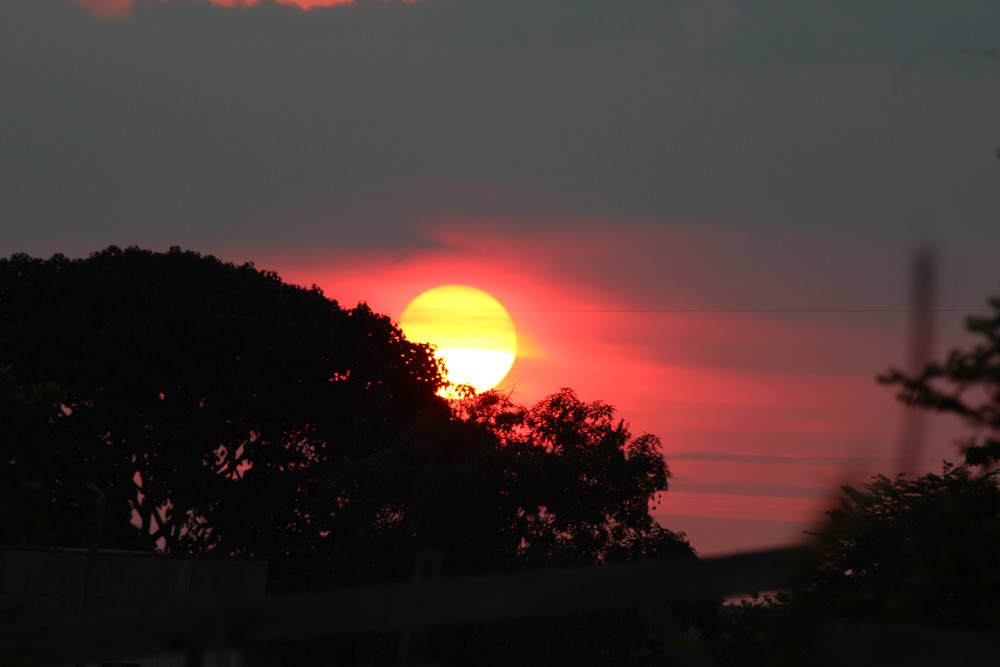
[400,285,517,396]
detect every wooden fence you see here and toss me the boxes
[0,546,807,666]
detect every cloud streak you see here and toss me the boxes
[74,0,419,20]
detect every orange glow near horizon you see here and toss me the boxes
[400,285,518,397]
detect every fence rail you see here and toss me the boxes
[0,546,808,666]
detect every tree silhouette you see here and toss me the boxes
[709,294,1000,666]
[708,462,1000,667]
[2,247,701,665]
[320,388,691,582]
[314,388,697,666]
[810,463,1000,628]
[459,388,685,566]
[0,247,445,557]
[0,367,61,547]
[801,293,1000,627]
[880,295,1000,468]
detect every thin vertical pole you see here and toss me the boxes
[898,243,936,474]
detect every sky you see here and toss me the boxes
[3,0,1000,555]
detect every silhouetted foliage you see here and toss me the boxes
[880,295,1000,469]
[808,463,1000,629]
[708,464,1000,666]
[711,295,1000,666]
[2,247,703,666]
[707,594,789,667]
[316,388,699,666]
[320,388,691,577]
[801,292,1000,630]
[0,247,445,557]
[458,388,683,566]
[317,408,521,582]
[0,367,61,547]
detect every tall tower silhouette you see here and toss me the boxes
[898,243,936,474]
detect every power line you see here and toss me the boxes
[4,304,993,314]
[393,308,989,314]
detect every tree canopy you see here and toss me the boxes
[321,388,691,583]
[810,463,1000,629]
[316,388,697,666]
[0,246,445,556]
[1,247,690,571]
[796,293,1000,631]
[1,246,699,665]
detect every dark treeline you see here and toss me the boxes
[0,247,700,665]
[3,247,1000,666]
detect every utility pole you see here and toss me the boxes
[898,243,936,475]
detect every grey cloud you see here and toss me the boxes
[2,0,999,258]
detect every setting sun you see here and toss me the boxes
[399,285,517,396]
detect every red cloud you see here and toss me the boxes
[207,0,356,8]
[74,0,419,20]
[75,0,135,19]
